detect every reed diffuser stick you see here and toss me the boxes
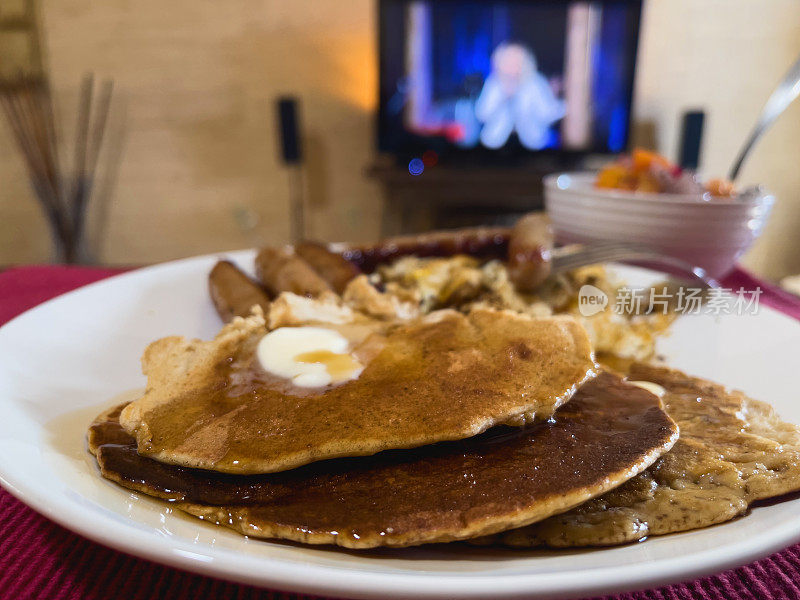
[0,73,113,262]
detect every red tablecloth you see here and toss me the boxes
[1,264,800,600]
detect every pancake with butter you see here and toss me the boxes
[490,364,800,548]
[90,372,678,548]
[118,305,596,474]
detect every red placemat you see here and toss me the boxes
[1,264,800,600]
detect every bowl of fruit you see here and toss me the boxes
[543,149,775,278]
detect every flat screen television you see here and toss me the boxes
[378,0,642,164]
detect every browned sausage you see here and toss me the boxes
[255,246,333,297]
[338,226,510,272]
[295,241,361,294]
[208,260,272,323]
[506,213,554,292]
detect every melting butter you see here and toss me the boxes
[629,380,666,398]
[256,326,364,388]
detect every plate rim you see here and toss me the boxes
[1,250,799,600]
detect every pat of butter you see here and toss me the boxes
[256,326,363,388]
[629,380,666,398]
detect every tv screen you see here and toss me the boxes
[378,0,642,161]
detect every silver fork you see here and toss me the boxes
[550,242,720,289]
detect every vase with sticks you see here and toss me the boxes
[1,73,113,263]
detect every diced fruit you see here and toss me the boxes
[631,148,674,173]
[596,164,630,189]
[706,178,736,197]
[595,150,736,198]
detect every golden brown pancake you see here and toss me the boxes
[118,307,597,474]
[90,372,678,548]
[492,364,800,548]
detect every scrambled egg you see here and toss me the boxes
[375,257,674,361]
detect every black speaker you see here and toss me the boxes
[276,97,302,165]
[678,110,705,170]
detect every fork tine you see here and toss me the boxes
[551,245,719,288]
[554,247,664,272]
[552,247,635,271]
[550,241,640,260]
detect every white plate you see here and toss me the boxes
[0,251,799,600]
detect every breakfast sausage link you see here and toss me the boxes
[208,260,272,323]
[255,246,333,298]
[295,241,361,294]
[337,226,511,273]
[506,213,554,292]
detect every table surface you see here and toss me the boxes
[2,264,800,600]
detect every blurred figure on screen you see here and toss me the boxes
[475,43,566,150]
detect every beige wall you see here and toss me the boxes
[1,0,799,279]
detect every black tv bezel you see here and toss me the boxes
[376,0,643,165]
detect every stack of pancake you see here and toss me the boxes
[88,246,800,550]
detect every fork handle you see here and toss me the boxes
[605,252,720,289]
[729,52,800,181]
